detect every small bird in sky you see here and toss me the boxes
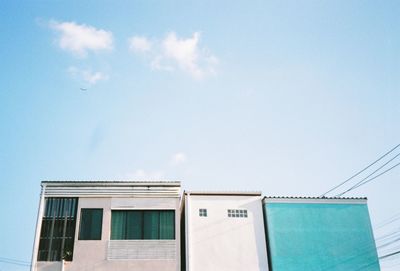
[80,88,87,91]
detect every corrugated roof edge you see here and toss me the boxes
[263,196,367,200]
[42,180,181,185]
[263,196,368,204]
[185,190,262,196]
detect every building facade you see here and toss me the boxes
[263,197,380,271]
[183,191,269,271]
[31,181,181,271]
[31,182,381,271]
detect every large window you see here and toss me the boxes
[111,210,175,240]
[79,209,103,240]
[38,198,78,261]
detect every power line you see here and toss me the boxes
[375,212,400,230]
[320,143,400,197]
[380,250,400,260]
[0,257,30,264]
[377,236,400,250]
[0,259,31,267]
[336,160,400,197]
[376,230,400,243]
[345,161,400,192]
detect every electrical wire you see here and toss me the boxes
[376,230,400,243]
[377,236,400,250]
[336,160,400,197]
[0,258,31,267]
[375,212,400,230]
[320,143,400,197]
[380,250,400,260]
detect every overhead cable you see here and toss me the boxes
[336,160,400,197]
[320,143,400,197]
[380,250,400,260]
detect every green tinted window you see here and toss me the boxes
[79,209,103,240]
[111,210,175,240]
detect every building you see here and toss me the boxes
[31,181,381,271]
[182,191,269,271]
[263,196,380,271]
[30,181,181,271]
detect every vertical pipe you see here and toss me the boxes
[185,192,190,271]
[30,183,46,271]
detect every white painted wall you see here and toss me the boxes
[185,194,269,271]
[36,196,180,271]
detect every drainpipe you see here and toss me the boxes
[30,183,46,271]
[61,259,65,271]
[185,192,191,271]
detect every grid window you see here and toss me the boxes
[79,209,103,240]
[38,197,78,261]
[199,209,207,217]
[228,209,248,218]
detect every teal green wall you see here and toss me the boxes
[263,202,380,271]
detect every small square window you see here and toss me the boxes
[199,209,207,217]
[227,209,248,218]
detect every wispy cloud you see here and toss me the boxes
[68,66,109,85]
[50,20,113,57]
[128,32,218,79]
[170,152,187,166]
[129,36,152,53]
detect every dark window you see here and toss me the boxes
[111,210,175,240]
[199,209,207,217]
[79,209,103,240]
[38,198,78,261]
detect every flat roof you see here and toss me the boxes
[263,196,367,204]
[42,180,180,186]
[185,190,262,196]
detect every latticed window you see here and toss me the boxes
[199,209,207,217]
[38,198,78,261]
[228,209,248,218]
[111,210,175,240]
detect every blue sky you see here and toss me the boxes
[0,1,400,270]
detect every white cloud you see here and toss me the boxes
[68,66,108,85]
[128,32,218,79]
[170,152,187,166]
[129,36,152,53]
[50,20,113,57]
[128,169,165,180]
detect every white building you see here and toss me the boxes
[31,181,181,271]
[182,191,269,271]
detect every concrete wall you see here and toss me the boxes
[185,194,269,271]
[36,196,180,271]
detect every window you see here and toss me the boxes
[79,209,103,240]
[228,209,248,218]
[38,198,78,261]
[111,210,175,240]
[199,209,207,217]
